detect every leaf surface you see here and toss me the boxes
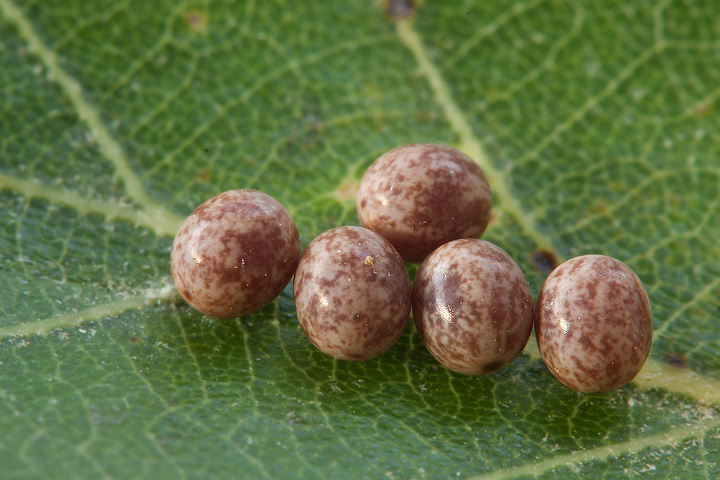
[1,1,719,478]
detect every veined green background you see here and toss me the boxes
[1,0,719,478]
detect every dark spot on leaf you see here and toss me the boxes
[531,250,559,273]
[590,201,608,214]
[665,353,687,369]
[195,168,210,181]
[693,101,711,118]
[384,0,417,19]
[414,111,436,121]
[185,11,207,31]
[129,336,139,344]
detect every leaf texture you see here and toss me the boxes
[1,1,719,478]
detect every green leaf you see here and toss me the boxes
[1,0,719,478]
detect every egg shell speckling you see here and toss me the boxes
[293,226,411,361]
[356,143,492,262]
[534,255,653,393]
[412,239,533,375]
[170,189,300,318]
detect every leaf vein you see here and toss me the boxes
[0,175,181,237]
[150,34,392,176]
[0,0,185,236]
[442,0,548,70]
[467,415,720,480]
[514,43,663,167]
[0,282,177,339]
[395,18,557,254]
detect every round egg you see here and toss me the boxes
[412,239,533,375]
[534,254,652,393]
[293,226,411,361]
[356,143,492,262]
[170,189,300,318]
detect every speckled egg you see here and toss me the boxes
[534,255,652,393]
[170,189,300,318]
[356,143,492,262]
[293,226,411,361]
[412,239,533,375]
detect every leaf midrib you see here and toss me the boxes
[2,4,720,476]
